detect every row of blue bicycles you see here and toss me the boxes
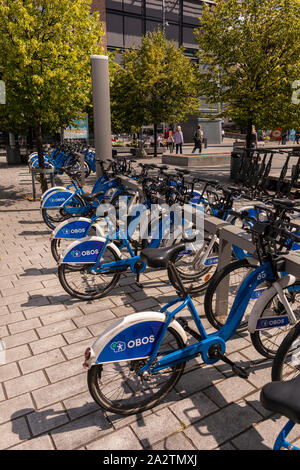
[31,144,300,450]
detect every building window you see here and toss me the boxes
[146,0,163,19]
[106,13,124,47]
[182,25,196,48]
[166,0,180,22]
[106,0,123,11]
[146,19,162,33]
[183,0,202,26]
[124,0,142,14]
[166,23,179,45]
[124,16,142,47]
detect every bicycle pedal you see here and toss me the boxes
[136,282,143,289]
[232,364,249,379]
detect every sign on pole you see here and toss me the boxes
[63,115,89,140]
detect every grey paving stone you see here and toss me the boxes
[19,349,65,375]
[86,426,143,450]
[63,391,99,420]
[0,416,31,450]
[73,309,115,328]
[170,391,219,426]
[4,370,48,399]
[3,329,38,349]
[40,307,82,325]
[45,357,83,383]
[0,362,20,382]
[0,393,34,424]
[184,401,262,450]
[8,317,42,335]
[2,344,31,365]
[32,373,87,409]
[30,334,67,355]
[130,408,182,448]
[151,432,196,450]
[175,365,225,396]
[11,434,55,450]
[36,319,77,339]
[27,402,69,436]
[63,327,92,344]
[50,410,112,450]
[204,375,256,407]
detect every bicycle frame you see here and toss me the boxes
[273,420,299,450]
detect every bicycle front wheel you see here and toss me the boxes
[250,283,300,359]
[204,258,256,332]
[271,321,300,381]
[87,326,186,415]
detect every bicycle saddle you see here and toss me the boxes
[260,375,300,424]
[81,191,104,202]
[140,243,186,268]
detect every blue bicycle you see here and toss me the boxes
[83,206,300,414]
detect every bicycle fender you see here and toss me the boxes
[60,236,122,264]
[51,217,92,240]
[41,186,67,202]
[83,312,188,368]
[248,275,296,333]
[42,189,74,209]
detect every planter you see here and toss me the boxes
[6,146,21,165]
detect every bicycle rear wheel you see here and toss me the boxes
[87,326,186,415]
[58,245,121,300]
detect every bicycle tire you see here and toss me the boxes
[87,326,186,415]
[58,245,121,300]
[41,194,85,230]
[204,258,255,332]
[271,321,300,381]
[250,283,300,359]
[168,235,220,295]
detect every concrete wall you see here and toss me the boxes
[178,115,222,145]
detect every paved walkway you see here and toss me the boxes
[0,155,299,451]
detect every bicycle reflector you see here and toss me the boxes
[83,348,91,368]
[85,348,91,360]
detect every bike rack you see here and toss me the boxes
[118,175,300,309]
[31,167,55,201]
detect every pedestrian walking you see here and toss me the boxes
[281,130,288,146]
[173,126,184,154]
[249,125,258,149]
[295,130,300,145]
[167,128,174,153]
[192,124,204,153]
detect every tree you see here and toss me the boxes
[0,0,104,191]
[110,30,200,157]
[194,0,300,148]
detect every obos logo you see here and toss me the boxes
[110,335,155,353]
[62,228,70,235]
[111,341,126,353]
[71,250,81,258]
[50,197,65,203]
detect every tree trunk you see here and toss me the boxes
[154,123,158,158]
[35,117,48,193]
[246,118,253,150]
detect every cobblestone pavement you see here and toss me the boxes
[0,156,299,451]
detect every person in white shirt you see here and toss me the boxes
[173,126,184,154]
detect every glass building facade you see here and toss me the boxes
[103,0,222,144]
[105,0,208,59]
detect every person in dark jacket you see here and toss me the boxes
[192,125,204,153]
